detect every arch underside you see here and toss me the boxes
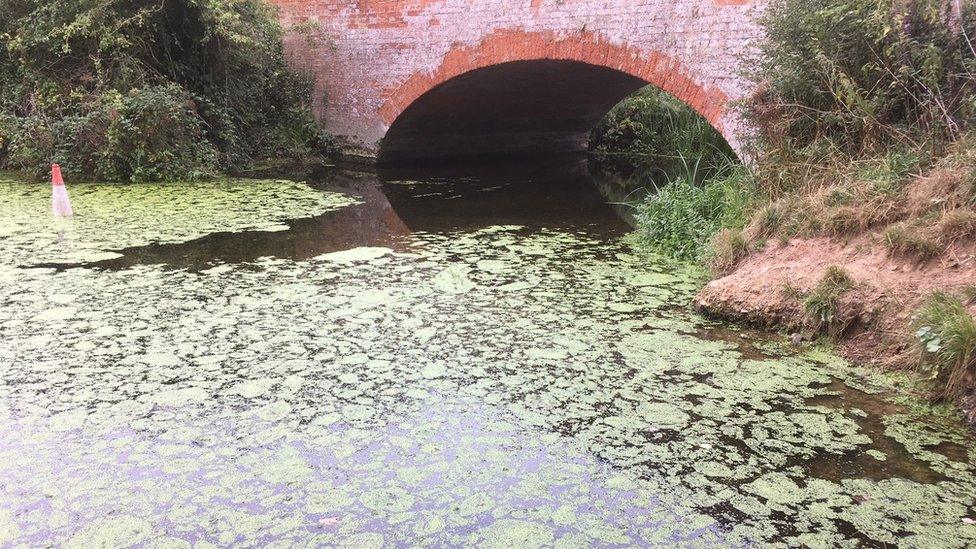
[380,60,650,164]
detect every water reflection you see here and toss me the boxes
[69,156,633,271]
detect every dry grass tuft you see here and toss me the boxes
[706,229,750,277]
[935,208,976,246]
[906,167,974,217]
[883,223,942,261]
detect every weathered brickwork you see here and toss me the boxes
[270,0,763,160]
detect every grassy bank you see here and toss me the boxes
[594,0,976,409]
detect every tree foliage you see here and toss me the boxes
[0,0,323,181]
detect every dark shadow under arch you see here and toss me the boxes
[379,60,652,164]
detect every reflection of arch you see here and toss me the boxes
[378,29,738,163]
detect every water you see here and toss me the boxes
[0,160,975,547]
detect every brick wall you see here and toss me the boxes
[270,0,764,161]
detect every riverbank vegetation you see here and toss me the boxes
[589,87,735,179]
[594,0,976,411]
[0,0,327,182]
[589,87,752,263]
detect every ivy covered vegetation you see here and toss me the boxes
[0,0,326,182]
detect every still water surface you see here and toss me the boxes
[0,160,975,547]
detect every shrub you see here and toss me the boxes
[914,291,976,395]
[634,160,756,261]
[0,0,322,181]
[590,86,737,178]
[752,0,975,156]
[803,266,855,334]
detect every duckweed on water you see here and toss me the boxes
[0,177,358,265]
[0,177,975,546]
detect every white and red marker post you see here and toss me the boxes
[51,163,73,217]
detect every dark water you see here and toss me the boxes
[74,157,630,271]
[0,158,975,547]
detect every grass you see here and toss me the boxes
[936,208,976,245]
[589,86,736,175]
[803,266,855,335]
[782,281,803,300]
[963,285,976,304]
[913,292,976,396]
[882,223,942,260]
[706,229,749,276]
[633,158,756,263]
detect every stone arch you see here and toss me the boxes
[378,29,741,163]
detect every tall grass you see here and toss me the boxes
[589,86,737,180]
[752,0,975,154]
[633,157,756,262]
[589,84,751,265]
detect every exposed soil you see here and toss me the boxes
[695,235,976,425]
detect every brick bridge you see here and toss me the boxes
[270,0,763,163]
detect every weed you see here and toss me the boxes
[782,282,804,300]
[913,292,976,396]
[590,86,736,176]
[803,266,855,335]
[858,150,920,196]
[706,229,749,276]
[634,159,756,262]
[883,224,942,260]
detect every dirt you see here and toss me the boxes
[694,235,976,425]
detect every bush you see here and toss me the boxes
[752,0,975,157]
[634,160,756,261]
[590,86,737,178]
[914,291,976,395]
[3,85,219,181]
[0,0,322,181]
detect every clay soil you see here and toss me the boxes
[695,235,976,424]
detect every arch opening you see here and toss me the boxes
[379,60,652,164]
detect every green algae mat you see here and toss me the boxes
[0,173,974,547]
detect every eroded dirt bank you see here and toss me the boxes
[695,236,976,425]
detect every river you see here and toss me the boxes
[0,160,974,547]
